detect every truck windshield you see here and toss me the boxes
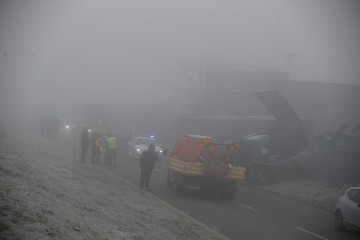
[202,144,228,159]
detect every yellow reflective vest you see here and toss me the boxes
[106,136,117,150]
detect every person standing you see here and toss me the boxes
[90,132,103,164]
[139,144,158,190]
[104,132,111,165]
[80,127,89,163]
[105,132,118,166]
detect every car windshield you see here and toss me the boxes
[136,138,157,146]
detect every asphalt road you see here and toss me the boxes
[109,152,360,240]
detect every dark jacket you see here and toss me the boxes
[81,130,89,148]
[140,150,158,169]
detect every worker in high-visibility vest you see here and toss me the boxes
[90,132,103,164]
[105,132,118,166]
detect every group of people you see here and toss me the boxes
[80,127,158,190]
[80,127,118,166]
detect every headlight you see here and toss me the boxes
[159,150,163,153]
[136,148,141,152]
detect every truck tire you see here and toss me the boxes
[174,178,184,196]
[167,178,173,188]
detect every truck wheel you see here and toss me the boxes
[166,171,173,188]
[174,178,184,196]
[167,178,173,188]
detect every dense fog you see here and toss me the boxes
[1,2,360,239]
[0,0,359,129]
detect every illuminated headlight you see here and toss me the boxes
[65,125,70,129]
[159,150,162,153]
[136,148,141,152]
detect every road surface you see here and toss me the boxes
[109,153,360,240]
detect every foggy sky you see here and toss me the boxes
[0,0,359,122]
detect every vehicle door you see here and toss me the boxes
[346,189,360,227]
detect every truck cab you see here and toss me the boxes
[167,134,246,199]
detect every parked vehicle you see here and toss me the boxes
[128,136,163,159]
[295,124,360,183]
[233,90,310,184]
[335,187,360,231]
[167,134,245,200]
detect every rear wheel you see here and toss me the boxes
[335,210,346,231]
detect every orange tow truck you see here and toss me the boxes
[167,134,246,199]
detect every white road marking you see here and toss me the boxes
[233,201,258,212]
[296,227,329,240]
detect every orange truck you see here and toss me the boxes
[167,134,246,199]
